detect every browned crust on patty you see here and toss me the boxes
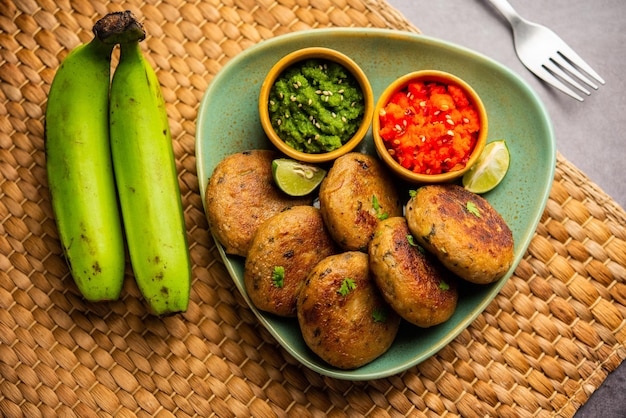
[369,217,458,327]
[297,251,400,369]
[406,184,514,284]
[319,152,402,252]
[244,206,337,317]
[204,150,312,256]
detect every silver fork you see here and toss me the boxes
[486,0,605,101]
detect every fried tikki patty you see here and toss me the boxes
[244,206,337,317]
[369,217,458,327]
[297,252,400,369]
[319,153,402,252]
[405,184,514,284]
[205,150,312,257]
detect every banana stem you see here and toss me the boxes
[93,10,146,45]
[119,40,143,66]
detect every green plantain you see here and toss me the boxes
[109,29,191,315]
[45,16,126,301]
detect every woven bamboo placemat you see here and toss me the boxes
[1,0,625,416]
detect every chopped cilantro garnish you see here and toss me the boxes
[406,234,417,246]
[371,195,388,220]
[271,266,285,288]
[372,307,388,323]
[466,201,481,217]
[439,280,450,291]
[339,278,356,296]
[372,195,380,209]
[406,234,425,253]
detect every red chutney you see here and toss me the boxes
[378,81,480,175]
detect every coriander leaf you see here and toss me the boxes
[439,280,450,291]
[406,234,417,246]
[406,234,425,253]
[271,266,285,288]
[409,189,417,198]
[372,194,380,211]
[466,201,481,217]
[372,195,388,220]
[372,307,388,323]
[339,278,356,296]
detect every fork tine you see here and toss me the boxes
[552,53,599,89]
[529,65,585,101]
[557,42,605,85]
[543,59,592,95]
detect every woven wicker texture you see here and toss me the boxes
[1,0,625,416]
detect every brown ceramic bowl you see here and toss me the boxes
[372,70,488,183]
[259,47,374,164]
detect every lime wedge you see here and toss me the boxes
[272,158,327,196]
[462,140,510,194]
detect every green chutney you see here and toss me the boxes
[268,59,365,154]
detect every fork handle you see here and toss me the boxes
[485,0,524,26]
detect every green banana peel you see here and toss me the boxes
[109,39,191,316]
[45,34,125,302]
[46,11,190,314]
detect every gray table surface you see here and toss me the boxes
[385,0,626,416]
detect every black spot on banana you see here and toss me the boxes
[45,15,128,302]
[109,26,191,315]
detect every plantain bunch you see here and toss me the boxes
[45,11,191,315]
